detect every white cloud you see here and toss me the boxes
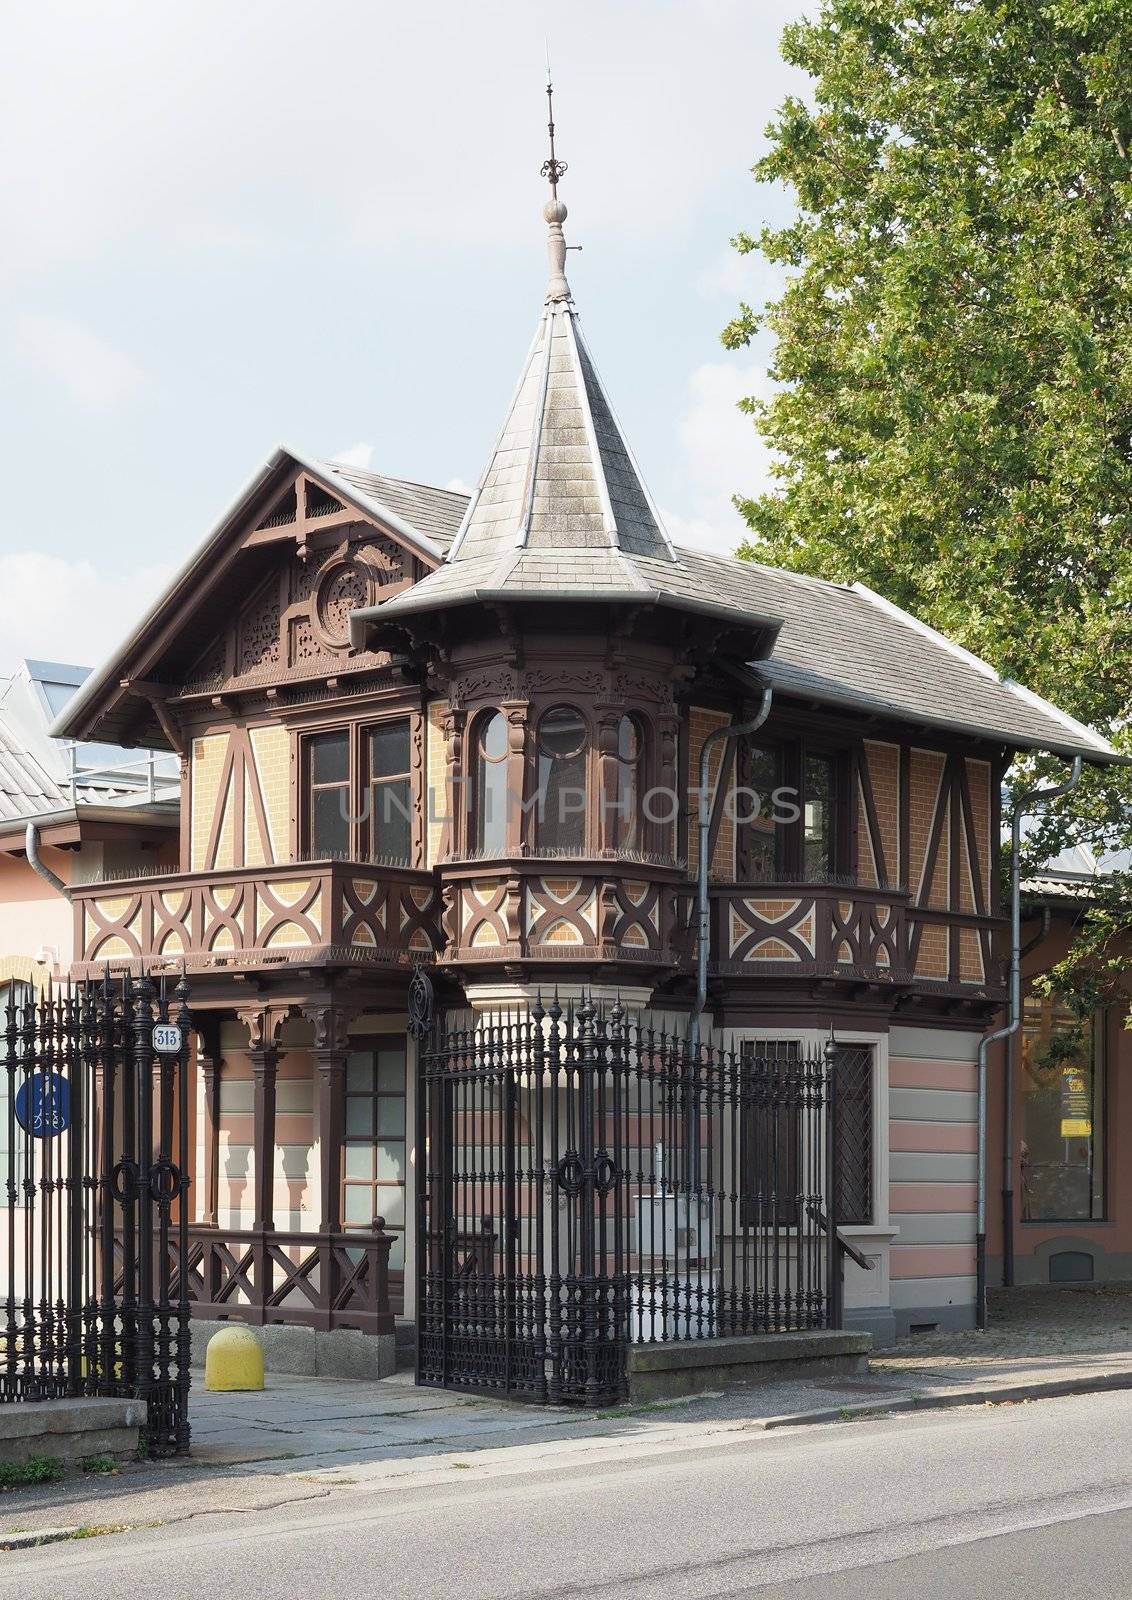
[445,477,473,495]
[0,552,174,678]
[663,359,777,553]
[331,442,374,469]
[695,246,787,307]
[17,313,144,416]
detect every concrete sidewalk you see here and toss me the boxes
[5,1285,1132,1549]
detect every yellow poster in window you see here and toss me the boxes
[1060,1118,1092,1138]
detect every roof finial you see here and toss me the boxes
[541,51,572,303]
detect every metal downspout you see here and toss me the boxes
[25,822,72,903]
[689,680,774,1054]
[1002,905,1050,1288]
[976,756,1082,1328]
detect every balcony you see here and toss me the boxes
[710,883,912,985]
[72,858,442,977]
[440,856,688,970]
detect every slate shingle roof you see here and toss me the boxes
[323,463,467,549]
[350,289,1122,768]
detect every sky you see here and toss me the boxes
[0,0,807,679]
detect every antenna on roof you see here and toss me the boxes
[541,50,572,302]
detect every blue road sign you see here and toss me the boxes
[15,1071,70,1138]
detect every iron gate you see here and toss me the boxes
[1,972,192,1456]
[417,995,838,1406]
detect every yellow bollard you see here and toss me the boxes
[204,1325,264,1392]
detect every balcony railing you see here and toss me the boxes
[439,857,688,968]
[72,858,442,976]
[176,1225,395,1336]
[710,883,911,983]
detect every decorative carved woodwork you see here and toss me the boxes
[72,861,442,976]
[178,1224,394,1333]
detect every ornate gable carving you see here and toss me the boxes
[183,494,417,695]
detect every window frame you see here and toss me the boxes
[734,1029,886,1235]
[735,735,850,885]
[341,1038,409,1268]
[469,709,510,857]
[299,715,416,865]
[1019,996,1107,1225]
[534,703,593,856]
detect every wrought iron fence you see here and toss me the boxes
[1,973,192,1457]
[417,995,838,1406]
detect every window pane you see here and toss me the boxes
[343,1185,373,1226]
[474,713,509,857]
[312,787,349,857]
[376,1049,405,1093]
[344,1145,374,1180]
[377,1096,406,1137]
[803,754,834,879]
[345,1097,373,1137]
[614,716,640,851]
[376,1187,405,1229]
[1021,1000,1103,1221]
[311,730,349,784]
[742,745,780,883]
[346,1052,374,1093]
[368,721,409,779]
[376,1140,405,1183]
[372,777,411,864]
[538,707,588,852]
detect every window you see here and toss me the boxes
[735,738,843,884]
[536,705,588,853]
[365,722,411,865]
[472,712,508,856]
[802,753,835,880]
[342,1042,407,1269]
[1021,997,1104,1222]
[613,715,643,852]
[830,1044,873,1226]
[737,744,781,883]
[302,719,413,864]
[307,731,350,858]
[739,1041,802,1225]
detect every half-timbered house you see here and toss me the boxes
[51,138,1123,1379]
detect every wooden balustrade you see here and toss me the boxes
[71,859,442,976]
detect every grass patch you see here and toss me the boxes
[80,1455,119,1476]
[0,1456,65,1492]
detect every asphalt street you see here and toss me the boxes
[8,1388,1132,1598]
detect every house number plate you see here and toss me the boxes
[152,1023,183,1054]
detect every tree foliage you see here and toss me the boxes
[729,0,1132,1003]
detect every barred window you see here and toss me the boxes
[830,1043,873,1226]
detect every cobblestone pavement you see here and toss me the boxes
[874,1285,1132,1370]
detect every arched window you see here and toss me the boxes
[537,705,588,853]
[613,715,644,852]
[472,711,508,856]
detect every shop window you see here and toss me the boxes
[1021,997,1104,1222]
[342,1041,407,1269]
[471,711,508,856]
[536,705,589,853]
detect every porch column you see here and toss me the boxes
[197,1020,224,1228]
[240,1008,282,1234]
[307,1004,353,1234]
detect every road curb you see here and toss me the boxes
[759,1368,1132,1430]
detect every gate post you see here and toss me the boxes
[824,1035,842,1330]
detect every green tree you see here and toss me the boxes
[727,0,1132,1006]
